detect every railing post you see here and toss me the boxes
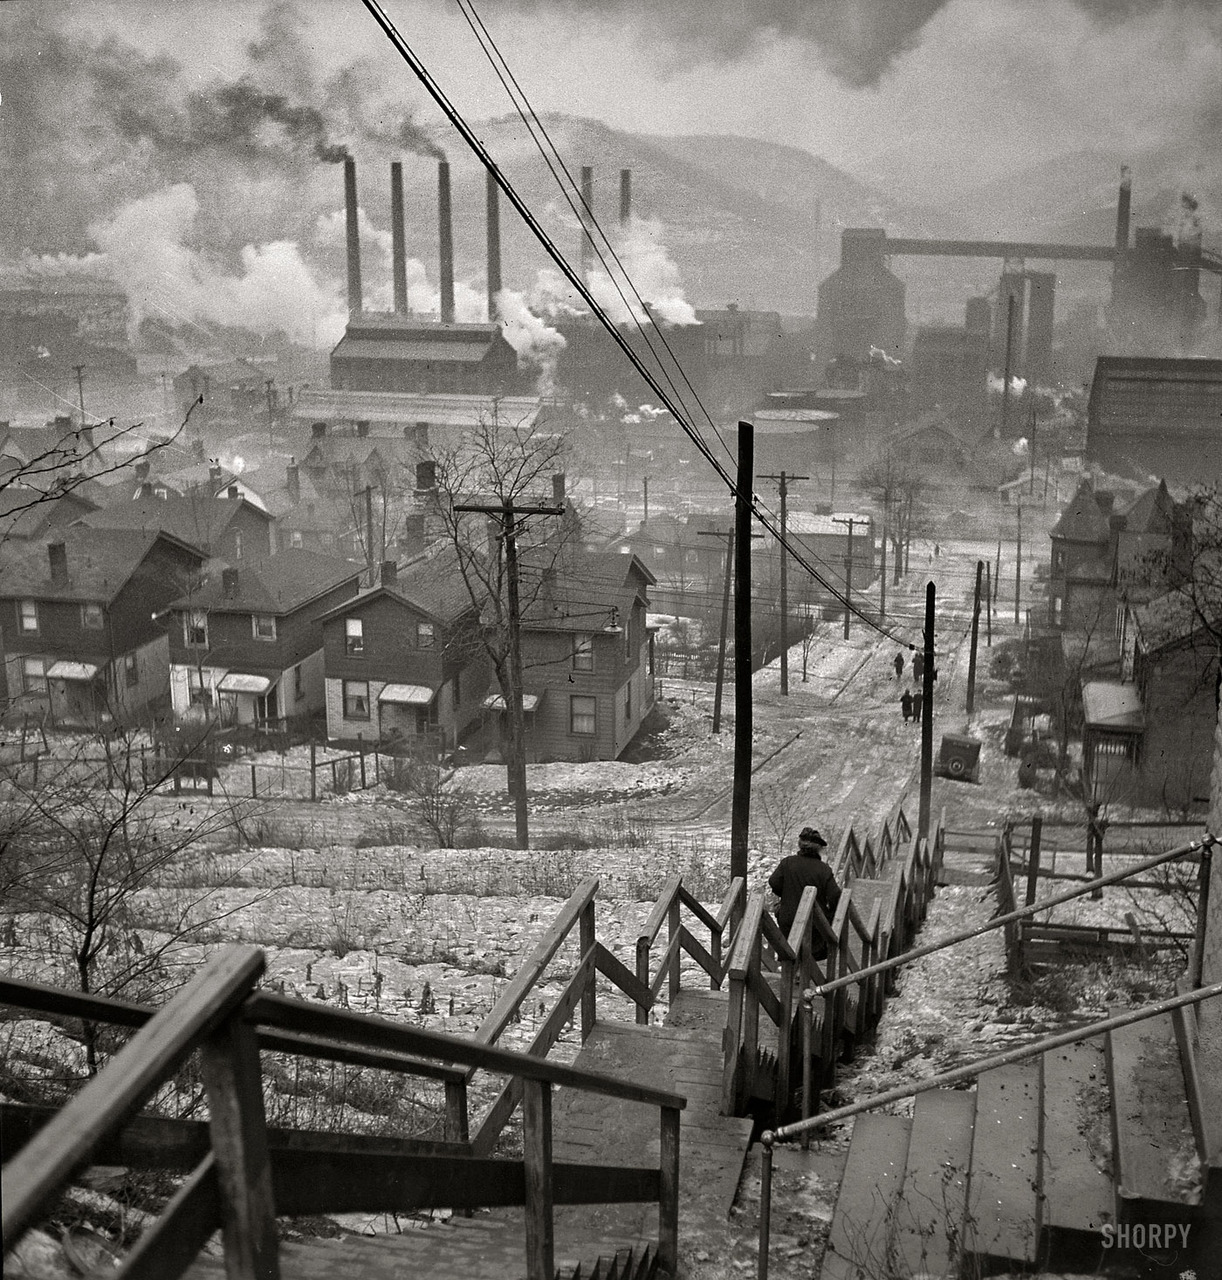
[522,1078,555,1280]
[775,942,794,1121]
[444,1080,469,1143]
[659,1105,681,1277]
[710,922,722,991]
[800,990,814,1148]
[199,1015,280,1280]
[1193,845,1212,988]
[668,895,681,1005]
[635,937,650,1026]
[580,899,596,1038]
[742,937,761,1101]
[722,977,744,1114]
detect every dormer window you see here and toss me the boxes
[416,621,435,649]
[82,603,104,630]
[19,600,39,633]
[572,634,594,672]
[253,615,277,641]
[184,610,208,648]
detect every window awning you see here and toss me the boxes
[46,660,100,681]
[378,683,436,706]
[218,672,272,695]
[483,692,541,712]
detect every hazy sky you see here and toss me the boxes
[24,0,1217,194]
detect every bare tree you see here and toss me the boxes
[428,404,576,847]
[856,453,926,583]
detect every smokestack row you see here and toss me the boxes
[438,160,455,325]
[344,156,363,318]
[391,160,408,313]
[486,169,502,323]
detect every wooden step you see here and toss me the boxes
[965,1060,1042,1265]
[820,1114,912,1280]
[891,1089,976,1279]
[1107,1011,1199,1218]
[1040,1038,1113,1239]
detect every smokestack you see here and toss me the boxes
[391,161,408,313]
[486,168,502,323]
[580,165,594,278]
[619,169,632,226]
[221,567,239,599]
[1115,165,1132,257]
[552,473,566,505]
[438,160,455,324]
[286,457,300,504]
[380,559,398,588]
[344,156,363,317]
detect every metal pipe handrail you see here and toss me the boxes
[756,977,1222,1278]
[811,832,1214,1000]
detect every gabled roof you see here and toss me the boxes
[168,550,360,615]
[1051,480,1112,544]
[319,546,476,626]
[521,550,655,633]
[1082,680,1144,731]
[1121,480,1178,536]
[77,491,269,552]
[0,527,202,604]
[1132,590,1217,655]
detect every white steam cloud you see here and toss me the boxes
[495,288,567,392]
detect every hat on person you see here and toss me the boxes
[798,827,827,849]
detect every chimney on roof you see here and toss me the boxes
[1115,165,1132,257]
[209,463,222,485]
[579,165,594,279]
[438,160,455,324]
[286,457,300,503]
[344,155,363,317]
[619,169,631,226]
[380,559,398,588]
[486,167,502,323]
[390,160,409,313]
[221,567,239,599]
[227,484,239,500]
[311,421,327,439]
[415,460,437,491]
[552,473,566,505]
[135,459,150,482]
[357,420,370,438]
[48,541,68,585]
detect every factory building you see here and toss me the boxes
[815,229,906,368]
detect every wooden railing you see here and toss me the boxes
[1,944,684,1280]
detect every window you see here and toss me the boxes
[233,529,244,560]
[19,600,38,634]
[345,618,364,655]
[82,603,104,631]
[570,694,596,736]
[184,610,208,647]
[252,615,277,641]
[289,530,304,549]
[343,679,370,720]
[188,669,212,707]
[572,634,594,672]
[294,664,305,701]
[21,656,47,695]
[124,653,139,687]
[416,621,435,649]
[624,681,632,721]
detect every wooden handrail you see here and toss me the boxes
[727,890,767,980]
[638,874,683,948]
[2,946,265,1245]
[677,883,722,934]
[0,975,469,1086]
[716,876,746,930]
[245,991,686,1110]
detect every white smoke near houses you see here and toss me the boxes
[987,372,1028,396]
[89,183,344,345]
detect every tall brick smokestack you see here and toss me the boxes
[391,160,408,313]
[344,156,363,317]
[1115,165,1132,257]
[438,160,455,324]
[486,168,502,323]
[580,165,594,279]
[620,169,632,226]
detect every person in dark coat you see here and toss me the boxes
[913,651,924,683]
[893,652,905,680]
[901,689,913,723]
[912,688,924,721]
[768,827,841,959]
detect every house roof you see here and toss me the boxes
[1082,680,1144,731]
[319,546,476,625]
[1121,480,1178,536]
[0,527,201,604]
[521,551,655,633]
[78,491,268,552]
[168,550,360,615]
[789,511,873,536]
[1051,480,1112,544]
[1132,590,1216,654]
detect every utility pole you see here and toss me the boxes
[833,516,857,640]
[699,527,761,733]
[985,560,993,646]
[918,582,936,841]
[264,377,276,444]
[1028,404,1036,495]
[879,494,888,623]
[994,539,1002,604]
[1015,502,1022,627]
[73,364,87,432]
[731,423,754,920]
[454,499,564,850]
[966,560,983,716]
[759,470,808,695]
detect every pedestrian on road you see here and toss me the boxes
[901,690,913,723]
[893,652,905,680]
[768,828,841,960]
[912,689,924,722]
[913,652,924,683]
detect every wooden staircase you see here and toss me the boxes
[822,1003,1216,1278]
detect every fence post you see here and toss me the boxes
[358,734,366,789]
[635,937,650,1026]
[521,1079,555,1280]
[199,1016,280,1280]
[579,900,596,1039]
[309,741,317,802]
[250,764,258,799]
[658,1105,681,1277]
[1025,816,1042,907]
[444,1080,470,1144]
